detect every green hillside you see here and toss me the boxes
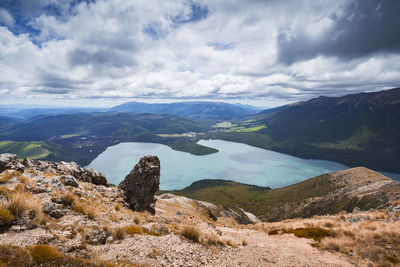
[162,179,270,210]
[166,169,399,222]
[0,113,216,165]
[0,141,52,159]
[213,88,400,173]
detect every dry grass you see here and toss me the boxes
[181,225,201,242]
[260,211,400,266]
[113,227,127,240]
[112,224,161,239]
[72,203,86,215]
[0,244,141,267]
[202,233,226,247]
[134,214,143,225]
[0,245,32,266]
[114,203,122,211]
[5,192,32,218]
[72,202,98,220]
[0,208,14,226]
[61,191,76,206]
[147,248,161,259]
[0,170,21,184]
[28,244,61,264]
[86,206,98,220]
[226,239,237,248]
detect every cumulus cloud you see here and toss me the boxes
[0,8,14,26]
[0,0,400,105]
[277,0,400,64]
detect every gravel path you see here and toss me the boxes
[93,227,353,267]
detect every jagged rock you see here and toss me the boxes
[0,153,109,187]
[83,168,108,186]
[61,175,79,187]
[0,153,24,173]
[51,177,65,191]
[85,229,107,245]
[118,155,160,214]
[43,202,64,219]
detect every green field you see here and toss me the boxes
[0,141,51,159]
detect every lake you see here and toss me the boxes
[86,139,354,190]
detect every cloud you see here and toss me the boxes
[277,0,400,64]
[0,0,399,105]
[0,8,15,27]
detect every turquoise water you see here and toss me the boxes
[87,139,352,190]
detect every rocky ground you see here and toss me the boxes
[0,153,399,266]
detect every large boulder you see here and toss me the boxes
[118,155,160,214]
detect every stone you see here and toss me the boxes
[177,210,184,216]
[61,175,79,187]
[43,202,64,219]
[51,177,65,191]
[86,229,107,245]
[0,153,24,173]
[118,155,160,214]
[352,207,361,213]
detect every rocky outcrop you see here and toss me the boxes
[14,155,108,186]
[118,155,160,214]
[0,153,24,173]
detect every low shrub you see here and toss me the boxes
[0,245,32,266]
[267,229,279,235]
[28,244,61,264]
[181,226,200,242]
[0,208,14,226]
[72,203,86,215]
[286,227,334,242]
[124,225,142,235]
[113,227,127,240]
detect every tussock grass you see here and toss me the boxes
[0,208,14,226]
[86,206,98,220]
[112,224,160,240]
[261,211,400,266]
[6,192,32,218]
[72,202,98,220]
[285,227,334,242]
[61,191,76,206]
[0,244,142,267]
[28,244,61,264]
[0,170,22,184]
[113,227,127,240]
[0,245,32,266]
[181,225,200,242]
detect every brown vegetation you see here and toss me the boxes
[180,225,201,242]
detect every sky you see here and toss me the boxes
[0,0,400,108]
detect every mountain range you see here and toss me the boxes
[0,88,399,172]
[213,87,400,172]
[111,101,261,120]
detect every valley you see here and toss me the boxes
[1,88,400,175]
